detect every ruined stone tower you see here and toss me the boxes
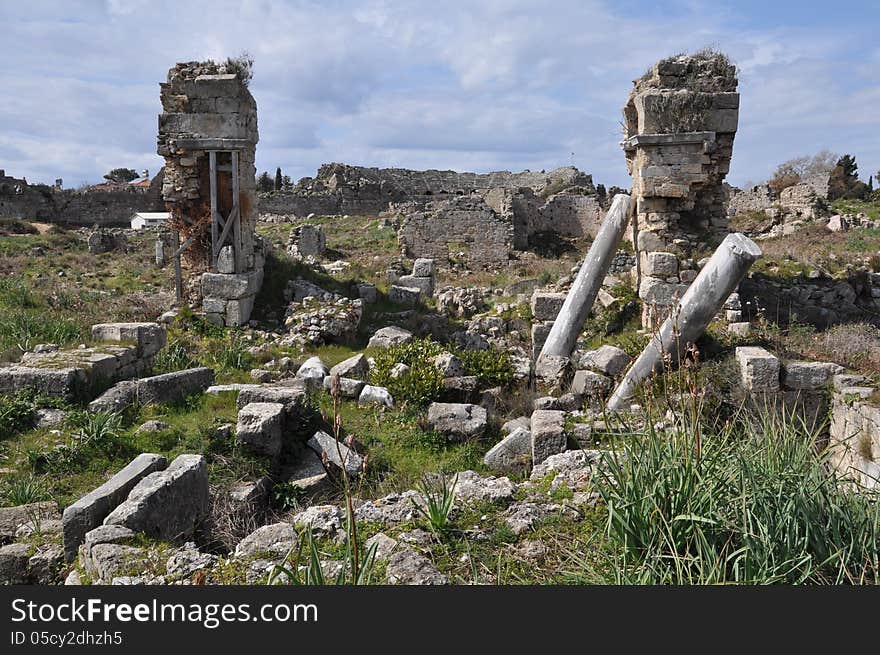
[157,60,264,326]
[623,51,739,327]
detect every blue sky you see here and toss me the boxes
[1,0,877,189]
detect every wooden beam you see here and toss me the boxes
[209,151,218,268]
[173,231,183,302]
[213,205,238,258]
[231,151,242,273]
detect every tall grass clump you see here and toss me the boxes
[594,405,880,584]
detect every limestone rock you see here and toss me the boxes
[483,427,532,473]
[103,454,209,542]
[236,402,285,457]
[308,430,364,475]
[530,409,567,465]
[368,326,413,349]
[736,346,780,392]
[62,453,168,561]
[578,345,632,377]
[235,522,298,558]
[386,547,447,585]
[329,353,369,380]
[427,402,487,440]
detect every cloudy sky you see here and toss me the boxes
[1,0,877,189]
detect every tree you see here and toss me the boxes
[275,167,282,191]
[103,168,139,184]
[256,171,272,192]
[828,154,870,200]
[767,150,838,194]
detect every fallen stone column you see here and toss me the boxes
[538,193,632,360]
[606,232,761,411]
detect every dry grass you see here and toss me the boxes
[755,224,880,276]
[781,322,880,375]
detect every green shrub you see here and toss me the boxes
[411,473,457,535]
[370,338,444,406]
[455,348,514,388]
[0,392,35,440]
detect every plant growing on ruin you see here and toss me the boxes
[591,383,880,584]
[370,338,444,406]
[0,392,35,441]
[268,374,377,585]
[455,348,515,388]
[2,473,48,506]
[411,472,457,535]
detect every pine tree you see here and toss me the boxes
[256,171,272,192]
[275,167,282,191]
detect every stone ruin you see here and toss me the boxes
[157,61,264,326]
[623,52,739,327]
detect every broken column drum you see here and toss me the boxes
[157,61,263,326]
[607,232,761,411]
[623,53,739,328]
[539,193,632,360]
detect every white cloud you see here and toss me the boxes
[0,1,876,189]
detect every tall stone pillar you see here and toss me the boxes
[157,60,263,327]
[622,52,739,328]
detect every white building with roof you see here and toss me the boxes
[130,211,170,230]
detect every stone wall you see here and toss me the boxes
[0,171,163,226]
[727,179,828,237]
[398,196,513,268]
[157,60,262,326]
[739,270,880,328]
[258,163,595,219]
[623,52,739,327]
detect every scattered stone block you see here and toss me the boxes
[329,353,369,380]
[235,523,298,558]
[389,285,421,306]
[578,345,631,377]
[91,322,166,357]
[483,427,532,473]
[104,454,209,542]
[531,409,566,465]
[308,430,364,475]
[427,402,487,440]
[368,326,413,349]
[323,375,365,399]
[236,402,285,457]
[398,274,434,297]
[530,291,567,321]
[295,356,328,389]
[570,370,612,397]
[281,449,329,492]
[782,361,844,391]
[62,453,168,562]
[412,258,435,277]
[432,352,465,377]
[386,547,447,585]
[735,346,780,392]
[0,543,31,584]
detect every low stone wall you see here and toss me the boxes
[740,271,880,328]
[0,323,166,401]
